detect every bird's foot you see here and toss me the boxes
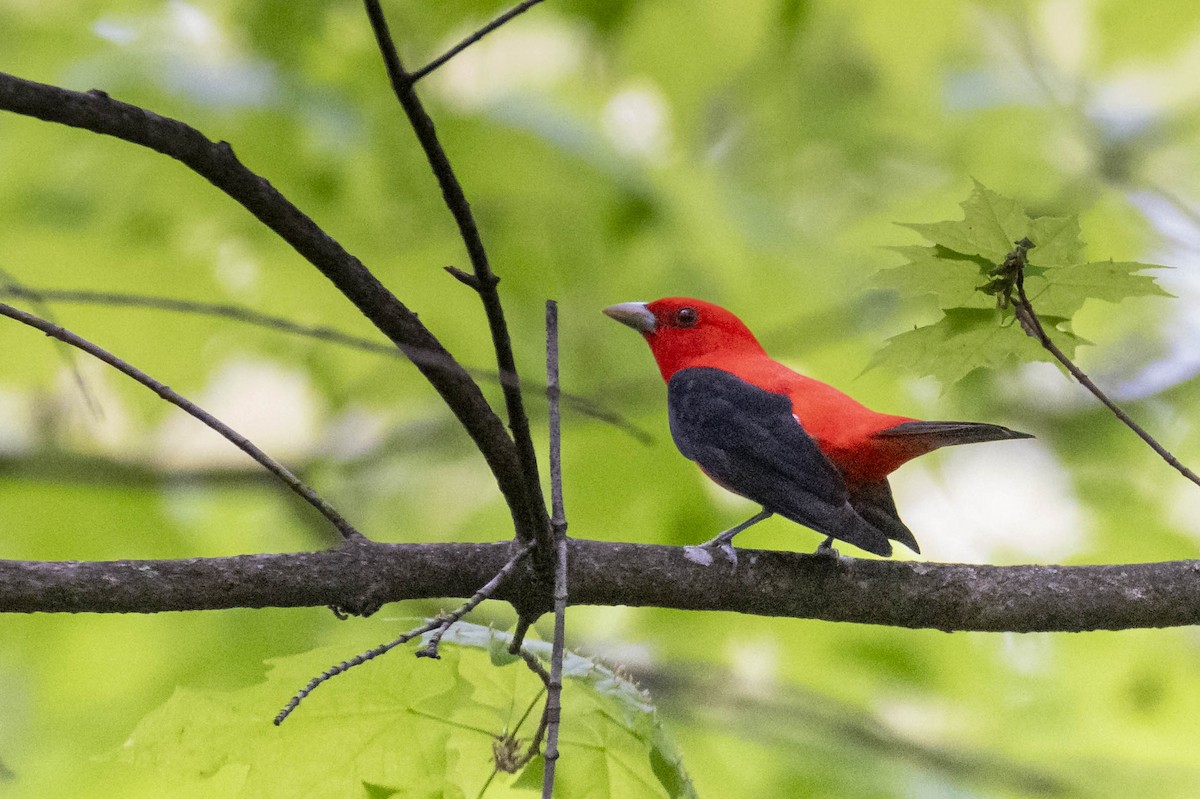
[683,510,770,565]
[684,540,739,566]
[814,536,840,559]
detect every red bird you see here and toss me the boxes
[604,297,1032,561]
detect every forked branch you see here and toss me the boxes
[362,0,550,550]
[0,70,532,536]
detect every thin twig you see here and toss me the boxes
[408,0,548,83]
[1010,251,1200,488]
[0,285,652,444]
[547,301,566,538]
[0,301,362,540]
[362,0,550,550]
[0,270,103,419]
[484,682,548,787]
[511,652,552,768]
[275,538,536,724]
[1006,25,1200,485]
[542,299,569,798]
[0,451,295,489]
[507,615,533,655]
[274,619,433,725]
[415,537,537,659]
[518,647,551,687]
[521,707,551,772]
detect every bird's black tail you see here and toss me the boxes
[873,420,1033,449]
[847,479,920,554]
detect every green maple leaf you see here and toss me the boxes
[870,182,1168,384]
[1026,215,1086,267]
[101,622,696,799]
[1023,260,1169,318]
[866,308,1082,385]
[872,245,994,310]
[901,180,1031,263]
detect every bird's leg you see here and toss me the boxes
[684,508,773,566]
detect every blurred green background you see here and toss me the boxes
[2,0,1200,796]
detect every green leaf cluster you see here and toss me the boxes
[870,182,1169,384]
[108,622,695,799]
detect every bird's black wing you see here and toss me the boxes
[667,367,892,556]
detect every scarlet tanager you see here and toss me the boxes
[604,297,1032,561]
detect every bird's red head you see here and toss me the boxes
[603,297,766,382]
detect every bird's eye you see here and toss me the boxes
[674,307,698,328]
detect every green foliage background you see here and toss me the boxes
[2,0,1200,796]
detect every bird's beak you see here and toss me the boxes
[603,301,657,334]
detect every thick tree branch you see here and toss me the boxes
[1,540,1197,632]
[0,70,536,540]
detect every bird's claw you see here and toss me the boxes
[683,541,739,566]
[814,537,840,559]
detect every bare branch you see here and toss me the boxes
[0,451,282,489]
[274,616,437,725]
[362,1,550,550]
[489,680,549,776]
[547,301,567,530]
[0,70,535,539]
[517,648,551,687]
[3,539,1200,633]
[507,615,533,655]
[0,301,362,541]
[408,0,549,84]
[1007,240,1200,488]
[543,300,568,798]
[671,665,1061,796]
